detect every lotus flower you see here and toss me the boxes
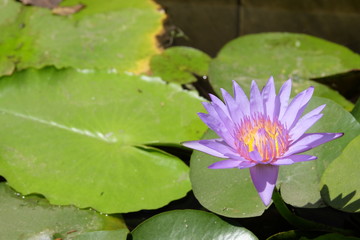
[183,77,343,206]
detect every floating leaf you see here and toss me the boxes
[0,68,207,213]
[0,0,164,76]
[190,130,267,218]
[73,230,129,240]
[278,97,360,208]
[320,135,360,212]
[0,183,127,240]
[209,33,359,110]
[131,209,258,240]
[150,46,211,84]
[351,98,360,123]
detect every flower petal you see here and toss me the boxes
[249,150,262,162]
[274,79,292,119]
[284,132,343,156]
[208,159,242,169]
[197,113,236,148]
[233,80,250,116]
[221,88,245,125]
[250,80,264,115]
[289,104,326,141]
[237,161,257,169]
[261,76,276,121]
[281,86,314,129]
[209,93,230,118]
[289,113,323,141]
[272,155,317,165]
[250,164,279,206]
[182,139,228,158]
[211,101,236,132]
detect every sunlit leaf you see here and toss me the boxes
[131,209,258,240]
[0,0,164,76]
[0,183,127,240]
[73,230,129,240]
[150,46,211,84]
[320,135,360,212]
[278,97,360,207]
[209,33,359,110]
[351,98,360,123]
[0,67,207,213]
[190,130,267,218]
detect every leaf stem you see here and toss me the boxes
[272,188,355,236]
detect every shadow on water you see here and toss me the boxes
[321,185,360,213]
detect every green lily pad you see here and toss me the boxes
[150,46,211,84]
[0,67,207,213]
[0,182,127,240]
[73,230,129,240]
[0,0,164,76]
[278,97,360,208]
[209,33,359,110]
[190,130,267,218]
[351,98,360,123]
[320,135,360,212]
[131,209,258,240]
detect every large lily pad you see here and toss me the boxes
[0,0,164,76]
[0,182,128,240]
[131,209,258,240]
[209,33,360,110]
[0,67,207,213]
[278,97,360,208]
[320,135,360,212]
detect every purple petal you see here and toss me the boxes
[249,150,262,162]
[272,155,317,165]
[223,152,247,161]
[237,161,257,169]
[182,139,227,158]
[281,86,314,129]
[289,104,326,141]
[209,93,230,118]
[284,132,343,156]
[198,113,223,133]
[261,76,276,121]
[197,113,236,148]
[208,159,242,169]
[250,80,264,115]
[233,80,250,116]
[250,164,279,206]
[274,79,292,119]
[221,88,245,124]
[211,100,236,132]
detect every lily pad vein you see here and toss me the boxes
[0,108,118,143]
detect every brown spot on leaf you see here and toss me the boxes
[52,4,85,16]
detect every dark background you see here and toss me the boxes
[156,0,360,56]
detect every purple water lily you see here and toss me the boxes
[183,77,343,206]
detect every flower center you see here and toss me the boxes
[236,114,289,162]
